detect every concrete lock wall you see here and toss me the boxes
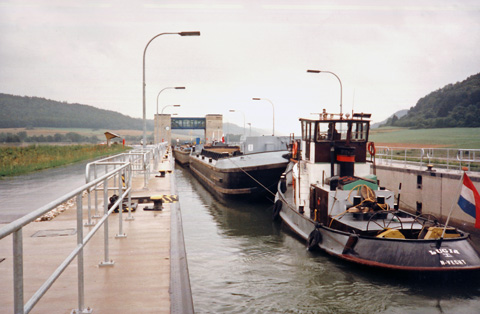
[205,114,223,143]
[155,114,172,145]
[374,164,480,233]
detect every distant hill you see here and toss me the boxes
[371,109,408,129]
[0,93,152,130]
[383,73,480,128]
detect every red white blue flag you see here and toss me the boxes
[457,173,480,228]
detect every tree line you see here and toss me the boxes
[0,93,154,130]
[382,73,480,128]
[0,131,99,143]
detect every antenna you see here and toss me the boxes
[352,88,355,116]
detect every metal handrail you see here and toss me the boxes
[0,163,130,314]
[375,146,480,172]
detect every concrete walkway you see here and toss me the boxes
[0,151,189,313]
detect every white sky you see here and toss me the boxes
[1,0,479,135]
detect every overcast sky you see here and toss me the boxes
[1,1,479,135]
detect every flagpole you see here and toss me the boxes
[440,171,466,240]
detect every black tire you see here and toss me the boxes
[307,229,322,251]
[272,200,282,221]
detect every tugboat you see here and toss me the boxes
[274,109,480,272]
[189,136,289,202]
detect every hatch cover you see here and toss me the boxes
[31,228,76,237]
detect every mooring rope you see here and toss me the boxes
[226,157,277,198]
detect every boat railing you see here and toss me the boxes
[375,146,480,172]
[0,161,133,314]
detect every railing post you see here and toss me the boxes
[72,195,92,314]
[126,166,135,221]
[93,165,100,218]
[99,178,114,267]
[13,228,24,314]
[143,152,147,190]
[116,170,126,238]
[84,189,94,227]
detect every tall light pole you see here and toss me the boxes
[229,109,246,137]
[161,104,181,114]
[252,98,275,136]
[142,31,200,150]
[159,105,181,144]
[156,86,185,115]
[307,69,343,117]
[155,87,185,144]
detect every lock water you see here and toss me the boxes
[176,166,480,314]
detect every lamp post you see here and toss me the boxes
[142,31,200,150]
[159,105,181,144]
[252,98,275,136]
[156,86,185,115]
[307,69,343,117]
[155,87,185,144]
[229,109,246,137]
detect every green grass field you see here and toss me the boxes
[0,144,129,177]
[370,127,480,149]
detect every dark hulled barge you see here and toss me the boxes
[189,137,289,202]
[274,110,480,272]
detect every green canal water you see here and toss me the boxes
[176,165,480,314]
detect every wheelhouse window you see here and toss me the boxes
[351,122,369,142]
[301,120,314,141]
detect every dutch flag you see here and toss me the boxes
[457,173,480,229]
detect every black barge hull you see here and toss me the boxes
[189,151,288,202]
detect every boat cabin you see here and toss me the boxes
[298,112,371,166]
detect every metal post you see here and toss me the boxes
[126,166,135,221]
[143,153,148,189]
[13,229,24,314]
[99,178,114,267]
[72,195,92,314]
[93,165,100,218]
[84,190,94,227]
[116,170,126,238]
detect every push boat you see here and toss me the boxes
[274,110,480,272]
[189,136,290,202]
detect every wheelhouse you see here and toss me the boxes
[299,112,371,164]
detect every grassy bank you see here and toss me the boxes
[0,144,129,177]
[370,127,480,149]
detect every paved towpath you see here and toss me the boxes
[0,149,189,313]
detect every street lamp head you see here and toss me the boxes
[175,86,186,89]
[307,69,321,73]
[179,31,201,36]
[173,104,181,107]
[252,98,261,100]
[229,109,235,112]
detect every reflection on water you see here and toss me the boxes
[176,165,480,314]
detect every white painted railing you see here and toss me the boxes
[375,146,480,172]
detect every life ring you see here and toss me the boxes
[367,142,376,156]
[307,228,322,251]
[292,141,298,158]
[272,200,282,221]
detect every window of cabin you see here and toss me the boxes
[351,122,369,142]
[301,121,307,140]
[315,122,330,141]
[302,121,314,141]
[336,122,349,141]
